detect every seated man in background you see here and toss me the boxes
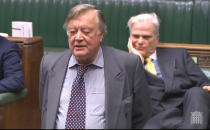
[0,36,24,93]
[127,12,210,129]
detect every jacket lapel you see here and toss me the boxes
[46,47,125,128]
[46,51,71,128]
[157,48,175,92]
[102,46,125,129]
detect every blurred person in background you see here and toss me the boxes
[0,36,24,93]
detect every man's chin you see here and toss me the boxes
[73,51,88,57]
[137,51,145,56]
[74,53,87,57]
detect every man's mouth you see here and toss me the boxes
[135,46,144,50]
[74,44,86,47]
[74,45,86,50]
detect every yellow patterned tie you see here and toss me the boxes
[145,58,157,76]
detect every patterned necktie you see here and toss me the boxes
[145,57,157,76]
[65,65,88,129]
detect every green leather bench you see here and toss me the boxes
[0,88,27,105]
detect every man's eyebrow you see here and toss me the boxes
[67,26,92,29]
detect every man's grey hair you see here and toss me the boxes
[63,3,107,35]
[127,12,160,35]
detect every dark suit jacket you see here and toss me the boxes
[154,48,210,107]
[0,36,24,93]
[144,47,210,128]
[39,45,151,129]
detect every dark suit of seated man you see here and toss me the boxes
[127,12,210,129]
[0,36,24,93]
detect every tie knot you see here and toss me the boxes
[145,57,153,64]
[77,65,88,76]
[144,57,157,76]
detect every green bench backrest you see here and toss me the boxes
[0,0,210,50]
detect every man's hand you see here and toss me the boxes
[127,38,144,63]
[203,86,210,92]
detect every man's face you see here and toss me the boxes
[67,10,104,65]
[130,21,159,58]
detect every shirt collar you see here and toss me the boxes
[149,50,157,60]
[68,46,104,68]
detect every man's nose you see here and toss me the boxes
[75,31,83,40]
[137,37,144,44]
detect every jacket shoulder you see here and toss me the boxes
[0,36,19,50]
[41,50,70,70]
[102,45,140,61]
[102,45,142,69]
[157,47,187,56]
[158,47,187,52]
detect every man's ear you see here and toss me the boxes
[99,33,104,43]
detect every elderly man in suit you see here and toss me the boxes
[0,36,24,93]
[39,4,151,129]
[127,12,210,129]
